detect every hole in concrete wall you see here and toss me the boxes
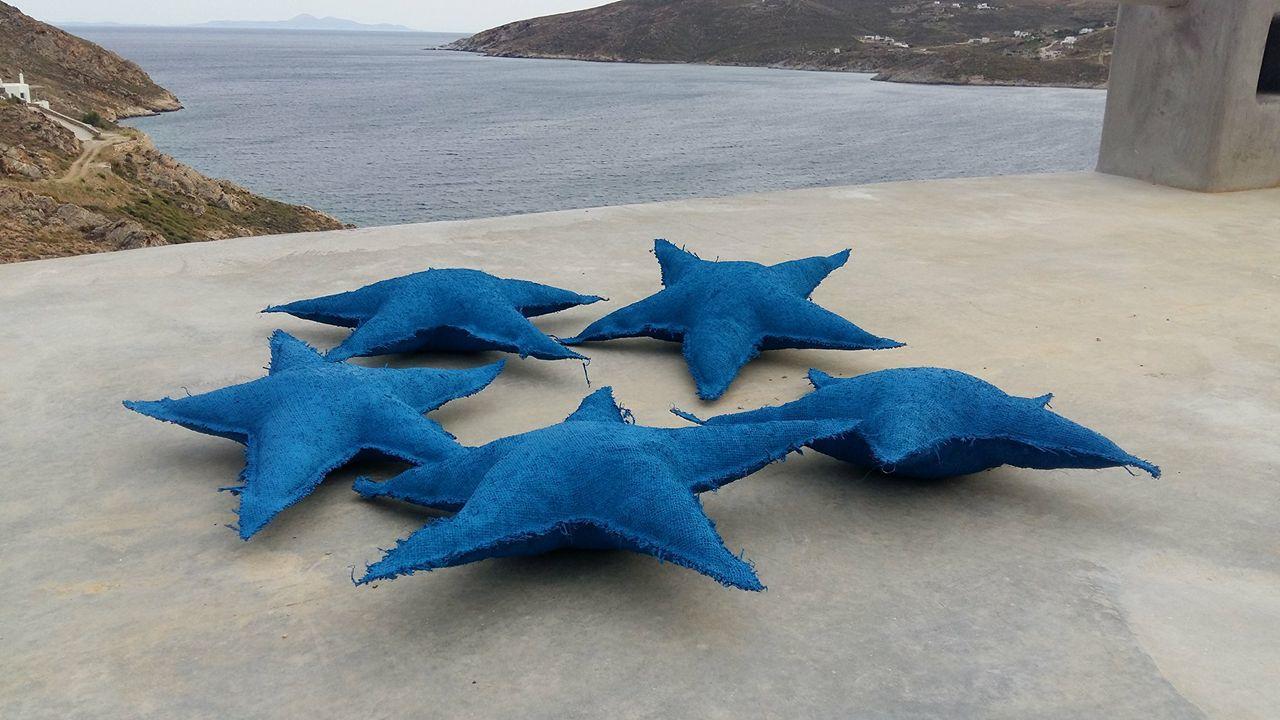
[1259,15,1280,97]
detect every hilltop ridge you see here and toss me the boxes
[451,0,1119,88]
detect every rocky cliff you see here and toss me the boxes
[0,103,345,263]
[0,4,347,263]
[0,2,181,120]
[450,0,1119,88]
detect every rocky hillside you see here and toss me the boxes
[0,102,344,263]
[0,2,180,120]
[0,3,347,263]
[451,0,1119,88]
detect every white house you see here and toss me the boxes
[861,35,912,48]
[1,73,51,110]
[2,72,32,103]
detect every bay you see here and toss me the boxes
[76,27,1106,227]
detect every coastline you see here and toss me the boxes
[441,47,1109,90]
[114,104,184,121]
[55,27,1108,235]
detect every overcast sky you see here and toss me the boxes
[21,1,608,33]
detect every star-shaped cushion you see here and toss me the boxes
[562,239,902,400]
[124,331,504,539]
[264,268,603,362]
[354,387,860,590]
[674,367,1159,480]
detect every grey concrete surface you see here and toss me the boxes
[1099,0,1280,192]
[2,172,1279,719]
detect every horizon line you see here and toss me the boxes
[47,20,482,34]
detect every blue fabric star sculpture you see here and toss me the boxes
[562,239,902,400]
[674,367,1159,480]
[354,386,860,590]
[264,268,603,362]
[124,331,505,539]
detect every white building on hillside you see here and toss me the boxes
[2,72,32,103]
[1,72,51,110]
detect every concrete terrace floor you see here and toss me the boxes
[2,172,1278,719]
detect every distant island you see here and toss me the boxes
[450,0,1119,89]
[195,14,414,32]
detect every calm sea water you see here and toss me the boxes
[77,27,1106,227]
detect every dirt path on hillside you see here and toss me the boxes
[56,133,126,184]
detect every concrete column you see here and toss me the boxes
[1098,0,1280,191]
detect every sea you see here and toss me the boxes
[76,27,1107,228]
